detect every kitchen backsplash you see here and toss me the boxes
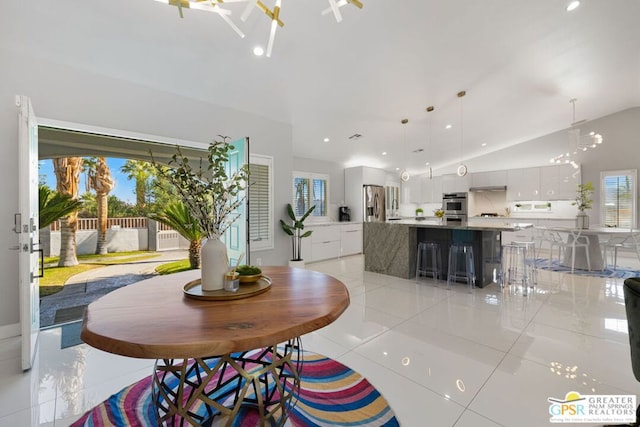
[508,200,578,218]
[397,199,579,219]
[468,191,509,217]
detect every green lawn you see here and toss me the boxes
[155,259,195,275]
[40,251,162,298]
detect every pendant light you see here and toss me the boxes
[425,105,434,179]
[456,90,468,177]
[400,118,410,182]
[549,98,603,168]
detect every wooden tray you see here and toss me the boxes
[183,276,272,301]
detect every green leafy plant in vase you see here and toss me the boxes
[151,136,249,290]
[572,182,594,229]
[280,203,315,266]
[415,208,424,217]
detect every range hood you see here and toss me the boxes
[468,185,507,192]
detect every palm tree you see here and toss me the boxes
[87,157,115,255]
[39,185,82,229]
[52,157,83,267]
[148,201,204,269]
[121,160,152,213]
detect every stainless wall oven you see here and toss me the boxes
[442,192,468,215]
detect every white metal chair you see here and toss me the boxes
[560,228,591,273]
[602,231,640,271]
[544,229,567,269]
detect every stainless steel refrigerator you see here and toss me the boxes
[363,185,385,222]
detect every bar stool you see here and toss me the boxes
[447,243,476,291]
[501,242,535,296]
[512,240,538,289]
[416,241,442,283]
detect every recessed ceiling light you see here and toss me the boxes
[323,137,330,142]
[395,167,400,171]
[253,46,265,56]
[425,162,430,166]
[445,124,452,129]
[381,151,387,156]
[481,143,487,147]
[566,1,580,11]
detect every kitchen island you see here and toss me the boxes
[364,220,533,287]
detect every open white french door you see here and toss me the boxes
[222,137,249,266]
[17,95,40,371]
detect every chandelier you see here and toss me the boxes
[549,98,603,168]
[153,0,364,57]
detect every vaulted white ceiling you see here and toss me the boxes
[3,0,639,176]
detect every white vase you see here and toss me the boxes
[576,212,589,229]
[201,238,228,291]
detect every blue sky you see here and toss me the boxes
[39,158,136,204]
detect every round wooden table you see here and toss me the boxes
[81,266,350,426]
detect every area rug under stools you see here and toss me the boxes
[534,258,640,279]
[71,350,399,426]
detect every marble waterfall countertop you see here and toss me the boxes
[385,219,533,231]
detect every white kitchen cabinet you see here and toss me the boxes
[310,225,341,262]
[340,223,363,256]
[421,175,443,203]
[441,173,470,194]
[402,175,423,203]
[312,240,341,262]
[304,223,363,262]
[507,167,541,201]
[362,167,387,186]
[539,164,581,200]
[471,170,507,187]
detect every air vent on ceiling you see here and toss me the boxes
[348,133,363,140]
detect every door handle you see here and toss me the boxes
[13,213,21,234]
[36,248,44,278]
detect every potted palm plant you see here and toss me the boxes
[280,203,315,267]
[573,182,594,229]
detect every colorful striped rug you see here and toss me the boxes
[71,350,399,426]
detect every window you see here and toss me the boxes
[248,155,273,250]
[292,172,329,221]
[601,169,637,228]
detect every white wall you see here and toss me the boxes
[0,47,293,331]
[47,229,150,256]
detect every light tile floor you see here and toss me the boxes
[1,253,639,426]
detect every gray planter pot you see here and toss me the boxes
[576,212,589,229]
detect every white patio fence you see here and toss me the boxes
[42,217,189,256]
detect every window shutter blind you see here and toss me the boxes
[603,174,633,228]
[248,163,270,243]
[312,178,326,216]
[293,177,310,216]
[292,172,329,220]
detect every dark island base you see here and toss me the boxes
[364,223,502,287]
